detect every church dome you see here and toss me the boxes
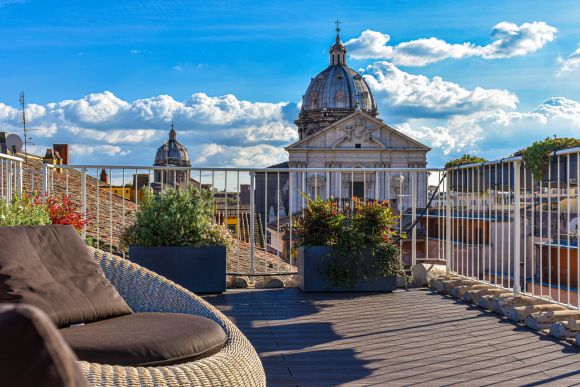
[295,25,378,140]
[301,34,376,114]
[302,65,376,113]
[154,125,191,167]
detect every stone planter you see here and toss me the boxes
[128,246,226,293]
[297,246,396,292]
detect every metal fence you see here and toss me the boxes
[40,164,447,276]
[446,147,580,308]
[5,149,579,305]
[0,153,23,202]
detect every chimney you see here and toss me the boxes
[43,148,57,164]
[100,169,108,184]
[53,144,69,165]
[0,132,7,154]
[133,173,150,189]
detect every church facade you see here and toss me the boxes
[283,27,430,212]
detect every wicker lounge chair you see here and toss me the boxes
[81,246,266,387]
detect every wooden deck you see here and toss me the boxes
[203,288,580,386]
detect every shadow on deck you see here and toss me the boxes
[203,288,580,386]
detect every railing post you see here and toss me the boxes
[513,160,521,294]
[411,172,417,267]
[446,171,452,274]
[81,168,87,240]
[5,160,12,200]
[16,160,23,197]
[249,171,256,275]
[41,163,48,202]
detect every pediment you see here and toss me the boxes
[286,112,430,151]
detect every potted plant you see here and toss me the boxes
[444,154,488,192]
[0,195,52,226]
[515,136,580,186]
[0,194,86,230]
[295,195,404,292]
[121,186,231,293]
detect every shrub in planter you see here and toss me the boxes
[514,136,580,184]
[121,186,232,293]
[294,196,405,292]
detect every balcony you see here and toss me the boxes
[1,148,579,385]
[204,288,580,385]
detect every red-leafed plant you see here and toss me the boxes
[34,194,86,231]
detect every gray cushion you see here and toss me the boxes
[60,312,228,366]
[0,225,132,327]
[0,303,89,387]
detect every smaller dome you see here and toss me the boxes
[154,125,191,167]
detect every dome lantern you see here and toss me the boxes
[330,19,347,66]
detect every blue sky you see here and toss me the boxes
[1,0,580,167]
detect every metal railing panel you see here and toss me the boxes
[41,164,444,276]
[446,150,579,309]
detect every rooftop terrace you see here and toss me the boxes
[204,288,580,386]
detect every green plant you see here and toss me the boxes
[120,186,232,249]
[0,195,51,226]
[295,196,406,287]
[444,154,487,169]
[294,194,346,247]
[514,136,580,180]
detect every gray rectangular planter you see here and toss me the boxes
[298,246,396,292]
[128,246,226,293]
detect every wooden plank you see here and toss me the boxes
[203,288,580,385]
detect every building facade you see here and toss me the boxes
[261,27,430,216]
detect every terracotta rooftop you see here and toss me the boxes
[19,155,297,280]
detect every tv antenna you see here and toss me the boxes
[19,91,30,162]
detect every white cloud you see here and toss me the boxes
[362,62,518,119]
[129,49,151,55]
[344,30,393,59]
[0,91,297,166]
[0,0,27,6]
[194,143,224,163]
[346,21,557,66]
[556,48,580,76]
[70,144,130,157]
[0,103,19,121]
[190,143,287,167]
[400,97,580,162]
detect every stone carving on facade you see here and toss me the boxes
[332,118,385,149]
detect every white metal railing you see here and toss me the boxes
[41,163,447,276]
[0,153,23,202]
[446,147,580,309]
